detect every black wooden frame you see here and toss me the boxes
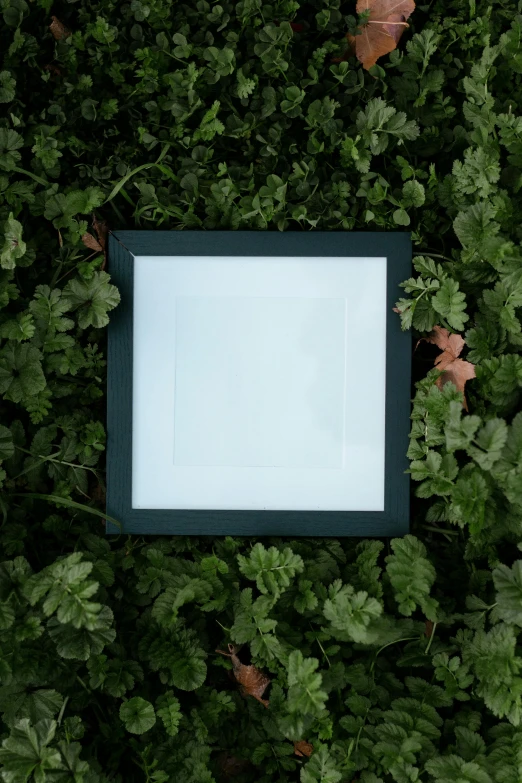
[107,231,411,536]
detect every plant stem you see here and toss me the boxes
[425,621,437,654]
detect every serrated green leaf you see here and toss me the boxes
[432,279,469,331]
[386,536,439,621]
[1,213,26,270]
[468,419,508,471]
[63,271,120,329]
[493,562,522,626]
[0,344,45,403]
[238,543,304,597]
[323,581,382,643]
[301,745,341,783]
[0,719,61,783]
[287,650,328,717]
[156,691,181,737]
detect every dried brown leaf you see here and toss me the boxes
[82,215,109,270]
[354,0,415,70]
[81,233,103,253]
[44,64,64,78]
[294,741,313,757]
[425,325,465,361]
[49,16,71,40]
[216,645,270,707]
[92,213,108,251]
[424,325,475,409]
[91,483,106,507]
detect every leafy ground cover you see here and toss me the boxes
[1,0,522,781]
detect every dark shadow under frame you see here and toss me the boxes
[106,231,411,536]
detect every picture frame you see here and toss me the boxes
[106,231,411,536]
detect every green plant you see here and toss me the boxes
[1,0,522,781]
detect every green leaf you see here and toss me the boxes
[491,412,522,506]
[450,468,489,535]
[445,401,481,452]
[180,172,198,194]
[230,589,278,645]
[487,727,522,783]
[425,755,492,783]
[410,450,458,497]
[0,130,23,171]
[453,202,500,252]
[432,279,469,331]
[0,601,15,630]
[393,208,410,226]
[462,624,522,724]
[386,535,439,621]
[0,424,14,460]
[23,552,94,613]
[0,313,35,342]
[0,719,61,783]
[301,745,342,783]
[294,579,319,613]
[47,605,115,660]
[119,697,156,734]
[1,213,26,270]
[453,146,500,199]
[194,100,224,141]
[29,286,74,336]
[55,741,90,781]
[0,344,46,403]
[152,578,213,626]
[156,691,181,737]
[402,180,425,207]
[81,99,98,121]
[468,419,508,471]
[63,271,120,329]
[167,633,207,691]
[356,98,419,155]
[203,46,236,77]
[0,687,63,727]
[323,581,382,643]
[0,71,16,103]
[237,543,304,597]
[287,650,328,717]
[493,562,522,626]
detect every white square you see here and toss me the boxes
[173,296,346,468]
[132,255,387,511]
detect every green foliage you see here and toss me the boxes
[238,543,304,597]
[1,214,25,270]
[0,0,522,781]
[62,272,120,330]
[119,697,156,734]
[323,580,382,642]
[493,562,522,626]
[386,536,439,621]
[300,746,341,783]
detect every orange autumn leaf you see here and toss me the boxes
[424,325,475,409]
[216,645,270,707]
[294,740,313,757]
[351,0,415,70]
[49,16,71,40]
